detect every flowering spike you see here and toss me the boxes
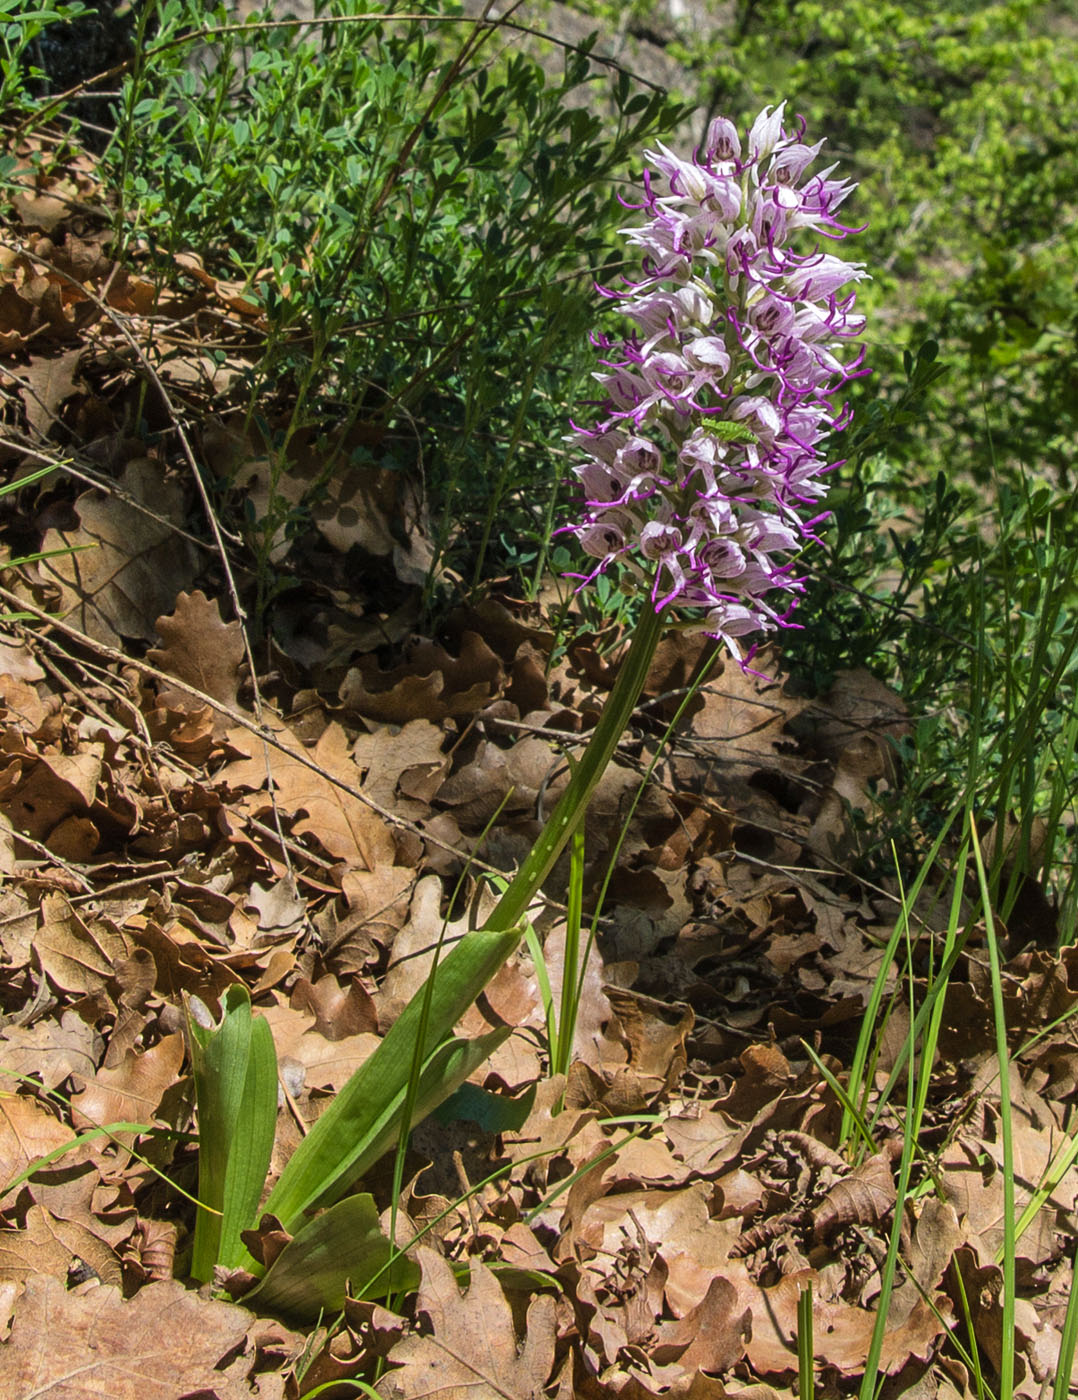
[563,105,868,660]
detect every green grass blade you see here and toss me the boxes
[970,813,1016,1400]
[846,803,965,1149]
[798,1279,814,1400]
[1,1122,188,1200]
[859,862,923,1400]
[554,824,586,1081]
[1054,1244,1078,1400]
[521,916,556,1060]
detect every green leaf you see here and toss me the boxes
[432,1080,535,1133]
[349,1028,512,1190]
[258,924,522,1241]
[241,1194,418,1321]
[187,985,278,1281]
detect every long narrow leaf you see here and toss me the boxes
[220,1012,277,1269]
[260,924,521,1236]
[342,1028,511,1193]
[187,986,278,1281]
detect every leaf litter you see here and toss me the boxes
[0,130,1075,1400]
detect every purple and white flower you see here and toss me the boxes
[563,102,868,660]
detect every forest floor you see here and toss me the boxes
[0,124,1075,1400]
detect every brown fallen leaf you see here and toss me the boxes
[380,875,498,1023]
[148,589,246,737]
[940,1133,1057,1270]
[0,1011,99,1091]
[340,631,502,724]
[220,718,398,871]
[0,1273,292,1398]
[290,972,378,1039]
[812,1148,896,1242]
[0,636,45,683]
[70,1033,185,1132]
[262,999,380,1094]
[308,457,433,583]
[38,457,200,647]
[9,346,84,440]
[379,1248,556,1400]
[0,745,104,845]
[604,986,693,1087]
[0,1096,73,1202]
[675,655,809,788]
[351,719,449,815]
[0,1203,121,1288]
[175,249,265,316]
[650,1275,751,1374]
[723,1262,949,1377]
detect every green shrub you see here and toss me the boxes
[105,0,683,611]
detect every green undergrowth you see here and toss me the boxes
[787,343,1078,941]
[102,0,682,611]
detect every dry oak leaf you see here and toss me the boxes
[604,986,694,1085]
[799,668,910,765]
[0,746,103,844]
[261,1001,379,1094]
[290,973,378,1039]
[650,1275,751,1375]
[0,1273,280,1399]
[351,719,449,814]
[380,874,499,1021]
[500,1075,606,1188]
[0,636,45,683]
[678,654,808,784]
[148,589,245,736]
[940,1134,1057,1269]
[812,1149,896,1242]
[724,1264,948,1377]
[340,631,503,724]
[0,1203,121,1289]
[38,457,199,647]
[378,1247,556,1400]
[220,718,396,871]
[10,346,84,440]
[0,1096,73,1203]
[0,1011,99,1092]
[175,249,265,316]
[567,1184,738,1294]
[70,1033,185,1132]
[32,892,136,998]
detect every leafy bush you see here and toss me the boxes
[105,0,683,609]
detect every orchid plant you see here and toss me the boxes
[482,100,867,934]
[189,104,867,1316]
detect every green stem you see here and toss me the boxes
[555,824,586,1082]
[485,596,666,932]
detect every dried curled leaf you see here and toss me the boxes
[379,1248,556,1400]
